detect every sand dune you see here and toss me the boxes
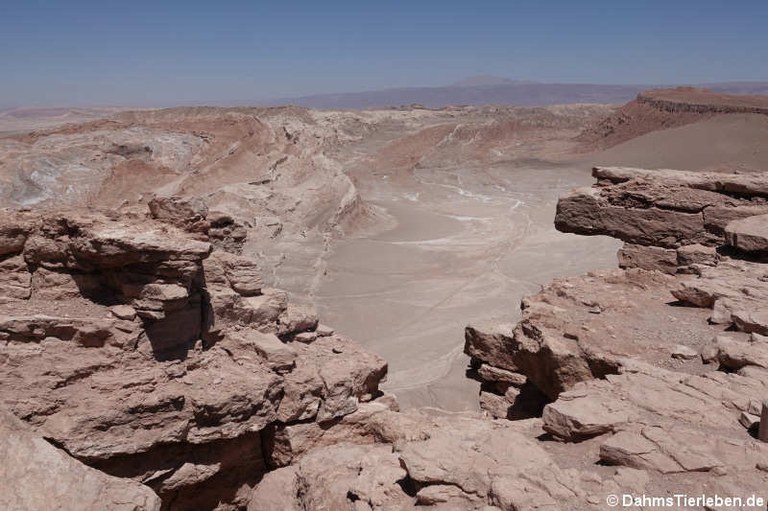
[594,113,768,171]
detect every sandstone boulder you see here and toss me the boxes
[617,243,678,273]
[725,214,768,254]
[676,243,719,269]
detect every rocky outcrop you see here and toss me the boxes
[249,406,652,510]
[243,164,768,510]
[539,359,768,498]
[725,213,768,254]
[470,167,768,406]
[556,166,768,250]
[465,268,686,403]
[636,88,768,116]
[464,166,768,505]
[0,208,387,510]
[148,196,249,253]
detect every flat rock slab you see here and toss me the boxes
[725,214,768,253]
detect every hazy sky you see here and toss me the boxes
[2,0,767,108]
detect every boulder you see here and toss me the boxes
[230,331,297,373]
[110,305,137,321]
[617,244,677,274]
[278,303,319,338]
[542,384,633,440]
[147,196,209,234]
[725,214,768,254]
[241,289,288,329]
[714,334,768,369]
[676,243,719,268]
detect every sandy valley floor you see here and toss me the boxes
[313,159,619,409]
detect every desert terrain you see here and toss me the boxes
[0,102,625,411]
[2,88,768,510]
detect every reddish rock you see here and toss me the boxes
[0,255,31,301]
[725,214,768,254]
[0,409,161,511]
[617,243,677,274]
[0,210,390,510]
[556,167,768,250]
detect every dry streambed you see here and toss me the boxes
[314,161,620,409]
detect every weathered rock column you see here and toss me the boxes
[760,400,768,442]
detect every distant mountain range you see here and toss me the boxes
[264,77,768,109]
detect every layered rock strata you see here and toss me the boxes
[0,207,386,510]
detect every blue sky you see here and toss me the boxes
[1,0,766,107]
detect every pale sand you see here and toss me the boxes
[595,114,768,171]
[314,162,620,410]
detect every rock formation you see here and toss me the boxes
[0,206,387,510]
[249,405,643,511]
[245,164,768,509]
[466,165,768,505]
